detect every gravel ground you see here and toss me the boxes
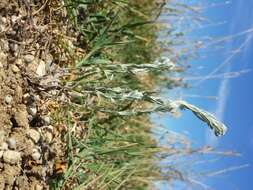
[0,1,74,189]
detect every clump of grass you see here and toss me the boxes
[65,56,227,137]
[49,0,228,189]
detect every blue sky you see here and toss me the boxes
[155,1,253,189]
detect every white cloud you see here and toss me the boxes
[205,76,230,146]
[215,76,230,120]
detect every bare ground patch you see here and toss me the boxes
[0,1,72,189]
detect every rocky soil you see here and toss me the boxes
[0,1,75,189]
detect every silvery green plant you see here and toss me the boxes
[69,85,227,137]
[70,56,178,84]
[65,57,227,137]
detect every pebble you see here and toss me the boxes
[14,107,29,128]
[9,43,18,53]
[50,90,58,96]
[16,85,23,100]
[0,16,7,24]
[15,58,22,65]
[43,130,53,143]
[0,52,7,65]
[7,138,16,149]
[42,116,50,125]
[59,93,67,102]
[45,54,53,66]
[5,95,13,104]
[3,165,21,185]
[6,28,16,36]
[41,167,47,178]
[34,94,40,101]
[27,129,40,143]
[11,64,20,73]
[3,150,21,164]
[16,176,29,189]
[11,15,18,24]
[23,93,30,102]
[0,142,8,150]
[0,25,5,33]
[28,115,33,122]
[45,125,53,132]
[24,54,34,63]
[35,184,43,190]
[27,106,37,116]
[1,39,9,52]
[0,130,6,144]
[36,60,46,77]
[32,149,41,161]
[0,176,4,190]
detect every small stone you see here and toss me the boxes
[43,130,53,143]
[11,15,18,24]
[0,52,7,63]
[45,54,53,66]
[23,93,30,98]
[0,150,3,159]
[36,60,46,77]
[6,29,16,36]
[0,175,5,190]
[35,43,40,49]
[42,116,50,125]
[23,93,30,103]
[27,106,37,116]
[27,129,40,143]
[14,105,29,128]
[24,54,34,63]
[27,59,38,73]
[0,142,8,150]
[50,90,58,96]
[59,93,67,102]
[0,130,6,143]
[16,176,29,189]
[45,125,53,132]
[11,64,20,73]
[31,149,41,161]
[3,165,21,185]
[28,115,33,122]
[41,167,47,178]
[3,150,21,164]
[1,39,9,52]
[35,184,43,190]
[10,43,19,53]
[15,58,22,65]
[0,25,5,33]
[16,85,23,99]
[34,95,40,101]
[7,138,16,149]
[0,16,7,24]
[5,95,13,104]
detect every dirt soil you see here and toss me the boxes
[0,1,75,189]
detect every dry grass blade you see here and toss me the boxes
[175,101,228,136]
[88,86,227,137]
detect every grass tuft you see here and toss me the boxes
[48,0,228,189]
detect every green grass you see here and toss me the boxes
[49,0,227,189]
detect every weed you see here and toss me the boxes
[49,0,227,189]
